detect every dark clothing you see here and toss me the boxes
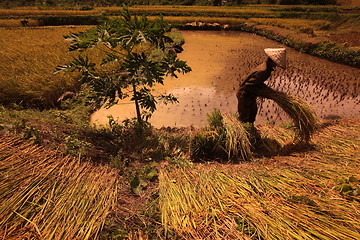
[237,60,278,123]
[240,62,272,87]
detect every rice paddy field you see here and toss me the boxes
[0,4,360,239]
[0,27,85,108]
[92,30,360,128]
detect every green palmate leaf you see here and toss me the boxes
[164,54,192,78]
[141,110,152,122]
[55,54,96,81]
[132,87,157,112]
[58,5,191,124]
[101,53,120,65]
[64,28,100,52]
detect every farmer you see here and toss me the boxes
[236,48,286,124]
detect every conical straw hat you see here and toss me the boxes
[264,48,286,69]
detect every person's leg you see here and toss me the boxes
[237,90,257,123]
[247,97,258,123]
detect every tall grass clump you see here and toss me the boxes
[190,109,252,162]
[222,113,252,161]
[0,135,118,239]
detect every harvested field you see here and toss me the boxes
[0,135,118,239]
[159,119,360,239]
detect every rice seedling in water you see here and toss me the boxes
[0,135,118,239]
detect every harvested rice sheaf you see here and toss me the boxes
[222,113,252,161]
[267,91,319,143]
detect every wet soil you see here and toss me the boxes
[91,31,360,128]
[327,32,360,47]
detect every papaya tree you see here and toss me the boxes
[56,7,191,125]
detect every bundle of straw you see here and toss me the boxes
[265,91,319,143]
[222,113,252,162]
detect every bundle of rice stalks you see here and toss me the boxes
[191,110,252,162]
[0,136,118,240]
[222,113,252,162]
[190,130,226,161]
[266,91,319,143]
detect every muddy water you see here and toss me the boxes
[91,31,360,128]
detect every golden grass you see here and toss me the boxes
[0,19,40,27]
[269,92,319,143]
[0,135,118,239]
[0,27,89,107]
[147,15,247,25]
[160,119,360,239]
[1,4,355,18]
[249,18,331,31]
[0,9,99,17]
[102,5,272,16]
[222,113,252,161]
[0,5,268,18]
[0,5,356,19]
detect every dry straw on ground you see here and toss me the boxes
[0,135,118,239]
[160,120,360,240]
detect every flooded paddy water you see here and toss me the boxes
[91,31,360,128]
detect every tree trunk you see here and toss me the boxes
[132,82,142,125]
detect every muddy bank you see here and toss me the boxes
[91,31,360,128]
